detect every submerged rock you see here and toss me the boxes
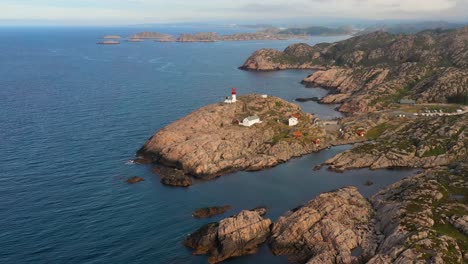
[192,205,232,218]
[126,176,145,184]
[153,167,192,187]
[295,97,320,102]
[184,209,272,263]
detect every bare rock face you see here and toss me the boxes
[269,187,377,263]
[184,209,272,263]
[137,95,327,179]
[240,43,325,71]
[326,114,467,172]
[368,165,467,263]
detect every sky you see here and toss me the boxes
[1,0,467,25]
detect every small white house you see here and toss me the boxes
[241,115,261,127]
[261,94,268,98]
[289,117,299,126]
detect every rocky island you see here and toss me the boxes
[128,29,306,43]
[137,94,329,184]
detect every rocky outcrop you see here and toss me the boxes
[367,164,467,263]
[272,166,467,263]
[269,187,377,263]
[326,114,467,172]
[241,28,468,113]
[184,208,272,263]
[192,205,232,218]
[137,94,327,180]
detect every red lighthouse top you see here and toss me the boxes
[232,87,237,95]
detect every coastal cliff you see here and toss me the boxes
[186,164,467,263]
[137,95,327,180]
[241,28,468,113]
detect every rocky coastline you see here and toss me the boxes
[185,164,467,263]
[133,28,467,263]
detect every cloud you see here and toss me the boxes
[0,0,466,24]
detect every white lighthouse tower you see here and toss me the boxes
[224,87,237,104]
[231,87,237,103]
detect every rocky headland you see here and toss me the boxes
[241,27,468,113]
[185,164,467,263]
[137,94,329,183]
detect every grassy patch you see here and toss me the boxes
[433,222,468,252]
[406,202,424,214]
[366,123,389,139]
[271,131,289,145]
[422,146,447,157]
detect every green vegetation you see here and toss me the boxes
[271,131,289,145]
[422,146,447,157]
[274,101,283,108]
[366,123,389,139]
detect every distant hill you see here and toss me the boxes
[278,26,355,36]
[360,21,468,35]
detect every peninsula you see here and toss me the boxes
[136,94,331,184]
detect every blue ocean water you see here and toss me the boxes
[0,26,415,264]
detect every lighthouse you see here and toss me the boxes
[224,87,237,104]
[231,87,237,103]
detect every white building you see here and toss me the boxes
[288,117,299,126]
[241,115,261,127]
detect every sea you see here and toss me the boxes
[0,25,416,264]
